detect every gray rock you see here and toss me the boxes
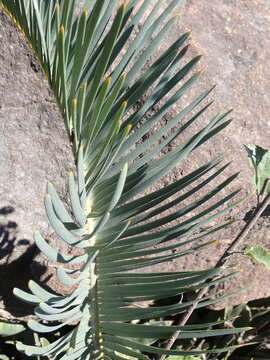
[0,10,73,319]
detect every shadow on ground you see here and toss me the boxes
[0,206,48,318]
[244,204,270,222]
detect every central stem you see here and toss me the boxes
[85,198,103,358]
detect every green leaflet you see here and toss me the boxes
[101,322,251,339]
[16,332,73,356]
[0,322,25,337]
[44,194,80,246]
[83,2,127,119]
[13,288,40,305]
[245,145,270,194]
[34,231,86,264]
[35,304,81,321]
[77,145,87,207]
[68,172,86,227]
[244,245,270,270]
[28,313,82,333]
[166,357,202,360]
[103,335,247,356]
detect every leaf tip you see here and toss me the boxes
[27,320,34,326]
[25,349,32,356]
[12,288,18,295]
[120,1,129,10]
[46,182,53,194]
[106,76,112,83]
[44,194,51,201]
[82,82,88,89]
[178,44,189,57]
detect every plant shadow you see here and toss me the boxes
[0,206,48,318]
[244,204,270,222]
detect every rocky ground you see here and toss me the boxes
[0,0,269,320]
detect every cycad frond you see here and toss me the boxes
[1,0,248,359]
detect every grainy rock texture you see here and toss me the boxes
[174,0,270,308]
[0,11,73,318]
[0,0,269,319]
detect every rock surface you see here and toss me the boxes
[0,0,270,319]
[0,10,73,319]
[174,0,270,308]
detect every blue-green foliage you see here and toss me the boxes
[0,0,248,359]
